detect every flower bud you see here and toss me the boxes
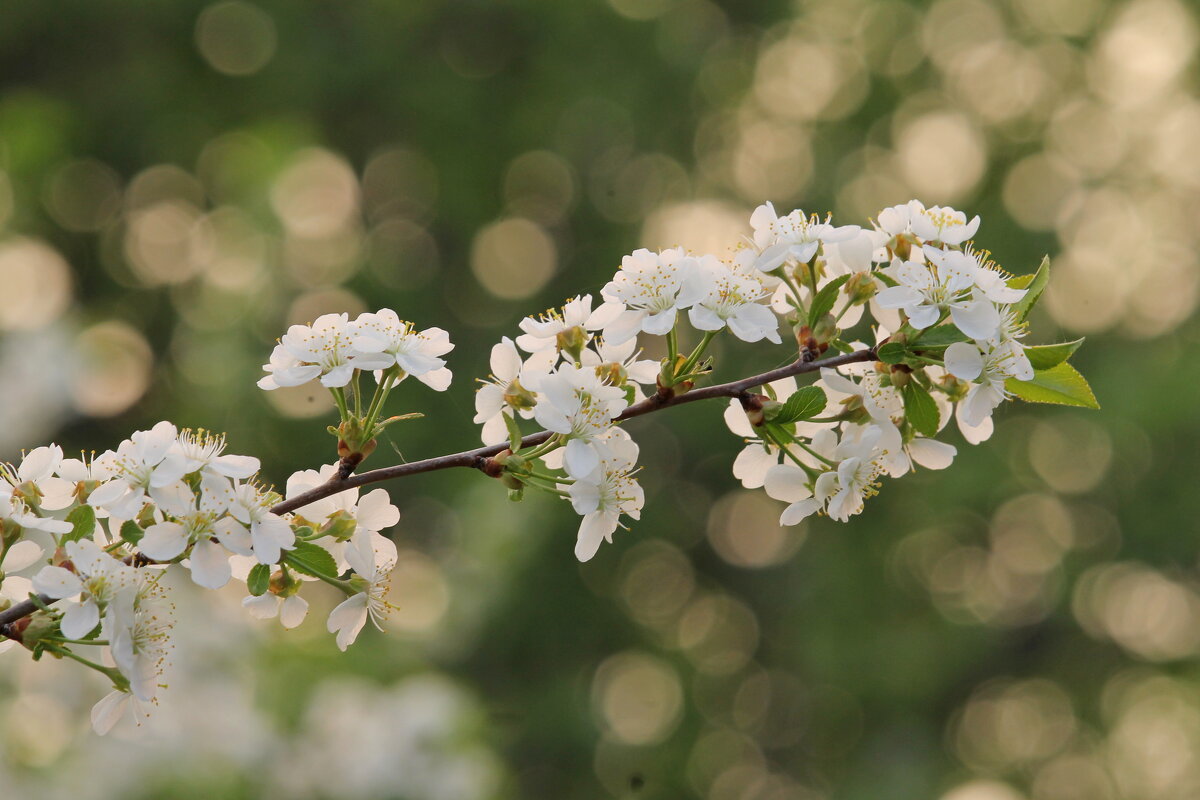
[939,373,968,402]
[556,325,588,362]
[844,271,877,305]
[503,379,537,411]
[269,569,301,597]
[502,473,524,491]
[889,232,918,261]
[811,314,838,346]
[321,511,358,542]
[19,611,59,648]
[889,364,912,389]
[741,394,767,427]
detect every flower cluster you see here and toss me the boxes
[0,423,402,733]
[477,199,1076,551]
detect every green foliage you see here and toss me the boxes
[910,326,970,349]
[773,386,827,424]
[877,341,908,364]
[61,505,95,544]
[1007,362,1100,409]
[903,380,940,437]
[119,520,144,546]
[247,564,271,597]
[283,543,338,580]
[1025,338,1085,371]
[808,274,850,324]
[1009,256,1051,322]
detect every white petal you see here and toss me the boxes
[908,438,956,470]
[188,538,232,589]
[91,691,130,735]
[280,594,309,629]
[61,599,100,639]
[763,464,812,502]
[944,342,984,381]
[139,522,190,561]
[32,566,82,599]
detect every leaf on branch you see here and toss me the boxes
[283,542,338,579]
[119,520,144,546]
[1006,362,1099,409]
[247,564,271,597]
[61,505,96,544]
[877,342,908,364]
[808,274,850,324]
[903,380,940,438]
[1024,338,1085,371]
[773,386,827,424]
[1009,256,1050,322]
[911,325,969,349]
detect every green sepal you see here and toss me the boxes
[61,505,95,544]
[247,564,271,597]
[119,520,144,546]
[1009,256,1050,322]
[903,380,940,438]
[283,542,338,579]
[772,386,827,425]
[808,274,850,324]
[503,411,523,452]
[1024,338,1084,371]
[1006,362,1099,409]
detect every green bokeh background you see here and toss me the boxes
[0,1,1197,798]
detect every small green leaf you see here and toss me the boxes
[247,564,271,597]
[773,386,827,424]
[808,274,850,324]
[1010,256,1050,322]
[283,542,338,579]
[903,381,940,438]
[503,411,523,452]
[119,520,144,546]
[1006,362,1099,409]
[61,505,95,544]
[911,325,969,349]
[877,342,908,364]
[1024,338,1084,371]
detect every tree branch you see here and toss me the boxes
[270,347,876,516]
[0,347,874,640]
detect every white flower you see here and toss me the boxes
[91,688,152,735]
[688,256,781,343]
[350,309,454,391]
[243,592,309,629]
[749,202,861,271]
[285,466,400,536]
[876,200,980,246]
[568,433,644,562]
[874,257,1000,340]
[228,482,295,565]
[473,337,554,446]
[944,340,1031,428]
[596,249,708,345]
[258,313,357,390]
[103,580,173,704]
[327,529,397,651]
[86,422,192,520]
[764,426,889,524]
[31,539,137,639]
[170,429,260,483]
[515,295,610,354]
[529,363,628,477]
[578,337,660,399]
[138,476,238,589]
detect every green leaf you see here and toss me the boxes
[119,520,144,546]
[283,542,338,579]
[903,380,940,438]
[877,341,908,364]
[1006,362,1099,409]
[1010,256,1050,322]
[773,386,827,424]
[503,411,523,452]
[808,274,850,324]
[247,564,271,597]
[61,505,95,544]
[911,325,969,349]
[1024,338,1084,371]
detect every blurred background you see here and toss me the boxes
[0,0,1196,798]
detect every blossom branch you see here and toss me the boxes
[270,347,876,516]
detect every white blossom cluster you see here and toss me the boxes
[477,199,1045,555]
[258,309,454,392]
[0,424,403,733]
